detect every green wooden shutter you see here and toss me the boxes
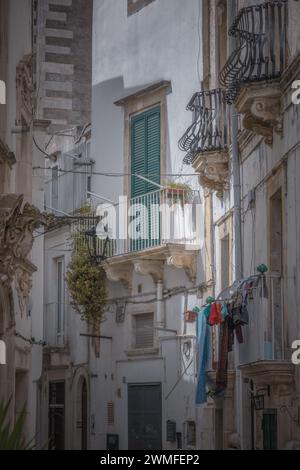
[131,106,161,197]
[130,106,161,251]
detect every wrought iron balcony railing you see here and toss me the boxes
[178,88,230,165]
[72,189,201,259]
[219,0,287,104]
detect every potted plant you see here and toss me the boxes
[163,181,194,204]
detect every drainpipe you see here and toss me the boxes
[229,0,244,450]
[156,281,165,328]
[230,3,243,281]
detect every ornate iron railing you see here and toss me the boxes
[219,0,287,104]
[178,88,230,165]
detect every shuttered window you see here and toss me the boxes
[130,107,161,252]
[131,106,161,198]
[134,313,154,349]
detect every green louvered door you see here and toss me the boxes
[262,410,277,450]
[131,107,161,252]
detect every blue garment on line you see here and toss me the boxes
[195,311,211,405]
[221,303,229,320]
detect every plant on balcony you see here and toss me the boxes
[66,236,107,328]
[0,398,34,450]
[73,201,93,216]
[163,181,194,203]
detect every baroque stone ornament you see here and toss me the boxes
[167,251,197,283]
[235,81,283,147]
[0,194,57,314]
[103,263,133,291]
[134,260,164,283]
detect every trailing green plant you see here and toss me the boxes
[0,398,34,450]
[66,239,107,328]
[163,180,194,202]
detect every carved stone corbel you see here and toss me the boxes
[235,82,283,147]
[167,252,197,283]
[104,263,133,290]
[192,150,229,198]
[134,260,164,283]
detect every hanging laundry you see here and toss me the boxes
[208,302,223,326]
[221,303,229,321]
[196,311,211,405]
[216,317,230,391]
[202,304,211,319]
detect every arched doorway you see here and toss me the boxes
[76,376,88,450]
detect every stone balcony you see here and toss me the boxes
[99,188,201,288]
[179,88,230,197]
[219,0,287,146]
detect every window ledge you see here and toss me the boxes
[125,347,159,357]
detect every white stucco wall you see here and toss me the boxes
[92,0,203,200]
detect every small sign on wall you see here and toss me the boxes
[106,434,119,450]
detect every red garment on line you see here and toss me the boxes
[209,303,222,326]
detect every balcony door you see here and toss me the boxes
[130,107,161,252]
[56,258,65,346]
[269,188,284,359]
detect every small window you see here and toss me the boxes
[185,421,196,447]
[128,0,155,16]
[220,235,230,290]
[51,166,59,210]
[134,313,154,349]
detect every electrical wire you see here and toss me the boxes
[32,166,200,178]
[15,332,46,347]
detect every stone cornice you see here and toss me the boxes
[239,361,294,387]
[114,81,171,107]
